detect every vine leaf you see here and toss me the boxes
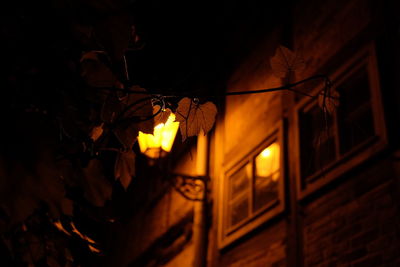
[114,150,135,190]
[113,86,154,150]
[88,244,101,254]
[175,98,217,141]
[70,221,100,253]
[80,51,117,87]
[318,89,340,114]
[70,222,96,244]
[101,94,124,123]
[90,123,104,142]
[270,45,306,78]
[154,107,171,126]
[82,159,112,207]
[123,86,154,135]
[53,220,71,236]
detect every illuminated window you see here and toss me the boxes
[254,142,280,212]
[294,44,387,199]
[219,124,285,248]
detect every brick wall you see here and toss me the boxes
[302,160,400,266]
[293,1,400,265]
[293,0,375,79]
[207,0,400,267]
[218,221,287,267]
[207,22,289,267]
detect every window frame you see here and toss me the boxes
[293,43,387,199]
[218,121,285,249]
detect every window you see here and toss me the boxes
[294,44,387,199]
[219,123,285,248]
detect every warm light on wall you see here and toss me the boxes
[138,112,180,158]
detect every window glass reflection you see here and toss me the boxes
[228,163,251,227]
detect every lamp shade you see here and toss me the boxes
[138,112,179,158]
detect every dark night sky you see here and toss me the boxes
[127,0,293,93]
[1,0,293,101]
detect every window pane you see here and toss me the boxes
[337,67,375,154]
[254,142,280,212]
[229,196,249,227]
[228,163,251,227]
[229,163,251,200]
[300,105,336,180]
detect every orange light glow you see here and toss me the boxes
[260,147,272,158]
[53,220,71,236]
[138,112,180,158]
[255,142,280,180]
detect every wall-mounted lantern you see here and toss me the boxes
[137,112,179,158]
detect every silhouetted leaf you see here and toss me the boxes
[101,94,124,123]
[113,86,154,149]
[80,51,117,87]
[82,159,112,207]
[270,45,306,78]
[70,221,100,253]
[113,127,138,151]
[89,123,104,142]
[123,86,154,134]
[175,98,217,141]
[70,222,96,244]
[88,244,101,254]
[154,107,171,126]
[53,220,71,236]
[114,150,135,190]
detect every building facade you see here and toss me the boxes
[116,0,400,266]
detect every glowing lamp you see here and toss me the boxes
[138,112,179,158]
[255,142,280,181]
